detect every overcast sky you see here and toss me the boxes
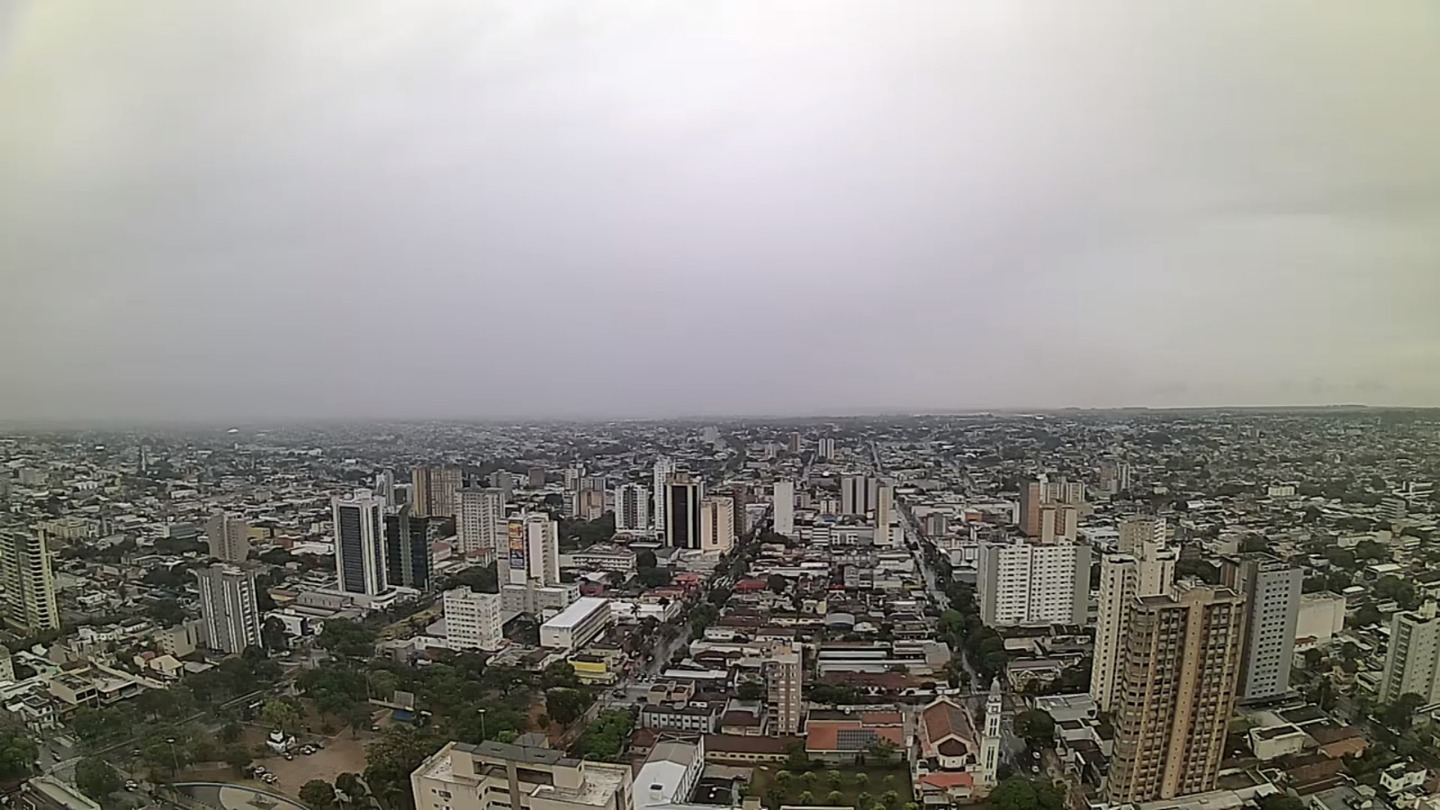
[2,2,1437,422]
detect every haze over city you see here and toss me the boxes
[2,1,1438,422]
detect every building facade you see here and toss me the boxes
[456,488,507,561]
[195,563,262,654]
[772,480,795,537]
[699,495,735,552]
[664,472,702,550]
[444,587,503,651]
[0,530,59,633]
[1222,552,1302,701]
[1106,585,1246,804]
[614,483,650,532]
[976,541,1090,627]
[205,511,250,562]
[1091,519,1177,712]
[411,740,631,810]
[1380,602,1440,704]
[384,505,433,592]
[411,465,463,518]
[652,457,675,533]
[505,514,560,587]
[332,491,387,595]
[540,597,612,652]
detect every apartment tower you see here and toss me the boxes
[1092,518,1177,712]
[195,563,262,654]
[206,511,250,562]
[1221,552,1302,701]
[411,465,463,518]
[1106,585,1245,804]
[0,530,59,633]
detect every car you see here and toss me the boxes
[124,781,138,791]
[283,753,294,761]
[253,766,267,775]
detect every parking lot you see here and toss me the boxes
[249,733,369,794]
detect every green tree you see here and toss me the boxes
[881,790,901,809]
[636,549,658,569]
[336,772,365,804]
[988,777,1065,810]
[857,791,874,810]
[74,758,121,801]
[865,739,898,766]
[0,726,37,781]
[768,574,788,594]
[1383,693,1427,732]
[260,699,303,735]
[262,616,289,651]
[546,688,592,726]
[1015,709,1056,744]
[799,791,816,805]
[317,619,377,659]
[223,743,252,773]
[882,774,897,789]
[827,770,843,789]
[364,726,440,810]
[737,680,765,701]
[855,773,871,789]
[300,778,337,808]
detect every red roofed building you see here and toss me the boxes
[913,697,986,805]
[735,579,769,593]
[805,716,905,765]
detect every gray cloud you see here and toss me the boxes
[1,0,1438,421]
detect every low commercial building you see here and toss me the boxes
[410,739,632,810]
[570,545,638,576]
[540,597,612,652]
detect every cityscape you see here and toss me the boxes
[0,411,1437,810]
[3,2,1437,810]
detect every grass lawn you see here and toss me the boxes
[749,764,914,810]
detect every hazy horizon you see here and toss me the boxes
[3,2,1438,421]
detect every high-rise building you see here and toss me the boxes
[1037,504,1079,543]
[411,465,463,518]
[614,484,650,531]
[205,511,250,562]
[976,541,1090,627]
[1118,516,1167,554]
[1379,602,1440,704]
[505,514,560,587]
[1222,552,1302,702]
[456,488,507,561]
[787,432,802,454]
[0,530,59,633]
[332,491,387,595]
[376,468,396,506]
[772,481,795,537]
[664,472,702,550]
[1018,479,1043,538]
[652,457,675,533]
[1091,519,1178,712]
[817,437,836,460]
[729,483,749,537]
[384,505,433,592]
[195,563,262,654]
[875,484,894,544]
[840,475,878,517]
[527,467,546,489]
[699,495,735,552]
[765,640,803,735]
[1107,585,1245,804]
[443,587,503,651]
[575,488,606,521]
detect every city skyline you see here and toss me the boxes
[3,1,1438,421]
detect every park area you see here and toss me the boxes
[748,764,915,810]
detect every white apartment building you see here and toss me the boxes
[1296,592,1347,645]
[652,457,675,532]
[1090,520,1177,712]
[1223,553,1302,701]
[205,511,250,562]
[0,530,59,632]
[505,514,560,587]
[614,483,650,532]
[333,491,387,596]
[772,481,795,537]
[875,484,894,544]
[195,563,262,654]
[444,587,503,652]
[411,740,631,810]
[1380,602,1440,704]
[540,597,612,652]
[766,640,803,735]
[456,488,507,561]
[699,495,735,552]
[976,541,1090,628]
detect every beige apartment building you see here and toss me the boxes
[1106,584,1245,804]
[411,740,631,810]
